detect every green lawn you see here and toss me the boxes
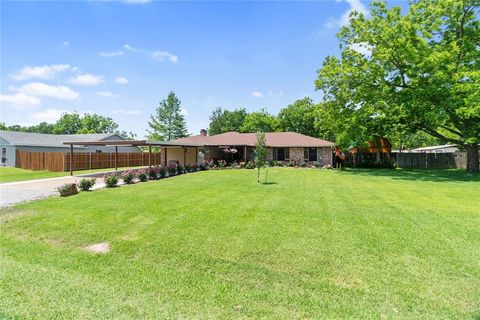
[1,168,479,319]
[0,166,143,183]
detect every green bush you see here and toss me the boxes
[104,175,118,188]
[245,161,256,169]
[121,171,135,184]
[78,178,96,191]
[137,169,148,182]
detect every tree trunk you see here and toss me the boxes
[257,168,260,183]
[466,143,479,173]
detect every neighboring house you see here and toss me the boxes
[412,144,459,153]
[0,130,140,167]
[175,130,335,165]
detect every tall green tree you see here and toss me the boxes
[52,113,82,134]
[148,92,188,141]
[208,107,247,135]
[278,97,318,137]
[254,132,267,183]
[240,109,279,133]
[315,0,480,172]
[78,113,119,134]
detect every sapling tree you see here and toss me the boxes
[254,132,267,183]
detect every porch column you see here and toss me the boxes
[164,148,168,166]
[183,147,187,166]
[114,146,118,171]
[195,147,198,164]
[148,145,152,175]
[244,145,247,162]
[70,144,73,176]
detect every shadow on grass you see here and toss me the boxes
[338,168,480,183]
[261,182,278,185]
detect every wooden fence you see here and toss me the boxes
[16,150,162,172]
[346,151,469,169]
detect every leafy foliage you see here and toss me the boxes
[315,0,480,171]
[78,178,96,191]
[278,97,318,137]
[240,109,279,133]
[208,107,247,135]
[148,91,188,141]
[254,132,268,183]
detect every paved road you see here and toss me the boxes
[0,176,104,207]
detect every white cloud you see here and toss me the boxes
[340,0,368,26]
[0,92,42,106]
[25,108,68,124]
[115,76,129,84]
[69,73,104,86]
[96,91,118,98]
[123,44,138,52]
[152,51,178,63]
[251,91,264,98]
[14,82,79,100]
[112,108,142,115]
[63,41,70,47]
[10,64,71,81]
[349,42,373,56]
[321,0,368,31]
[180,108,189,116]
[100,50,125,57]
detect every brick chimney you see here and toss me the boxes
[200,129,208,136]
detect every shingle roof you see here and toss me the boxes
[174,132,334,147]
[0,130,120,148]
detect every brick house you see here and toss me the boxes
[175,131,334,166]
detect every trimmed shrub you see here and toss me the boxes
[176,165,184,175]
[137,169,148,182]
[104,175,118,188]
[217,160,227,168]
[167,164,177,176]
[245,161,256,169]
[159,166,166,178]
[78,178,96,191]
[121,171,135,184]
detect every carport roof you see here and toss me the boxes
[62,140,204,147]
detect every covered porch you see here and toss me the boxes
[63,140,204,176]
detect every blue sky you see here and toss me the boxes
[1,0,380,138]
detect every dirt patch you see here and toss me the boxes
[84,242,110,254]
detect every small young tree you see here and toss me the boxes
[254,132,267,183]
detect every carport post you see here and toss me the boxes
[148,145,152,175]
[244,145,247,162]
[114,146,118,171]
[164,148,168,166]
[70,144,73,176]
[183,147,186,166]
[195,147,198,164]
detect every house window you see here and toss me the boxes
[274,148,289,161]
[305,147,318,161]
[1,148,6,164]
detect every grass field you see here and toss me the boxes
[1,168,479,319]
[0,166,143,183]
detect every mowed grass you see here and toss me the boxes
[0,166,143,183]
[1,168,479,319]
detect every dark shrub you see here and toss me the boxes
[121,171,135,184]
[137,169,148,182]
[159,165,166,178]
[167,164,177,176]
[177,165,184,175]
[270,160,277,167]
[217,160,227,168]
[245,161,256,169]
[78,178,96,191]
[104,175,118,188]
